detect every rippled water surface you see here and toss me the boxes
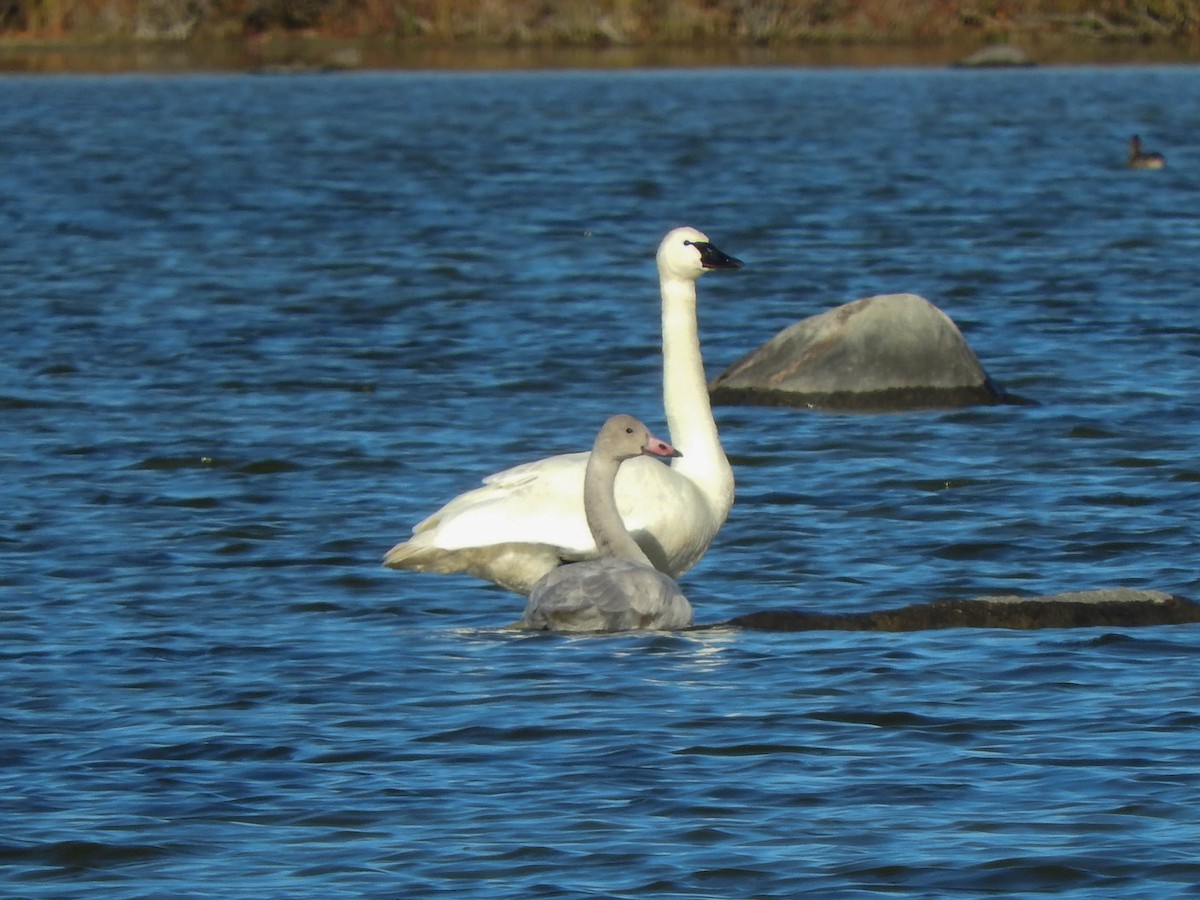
[2,67,1199,897]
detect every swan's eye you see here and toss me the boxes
[682,240,693,247]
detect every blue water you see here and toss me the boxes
[2,66,1199,897]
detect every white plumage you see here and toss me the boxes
[383,227,742,595]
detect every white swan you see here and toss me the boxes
[383,226,743,595]
[519,415,693,632]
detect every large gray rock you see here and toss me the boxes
[709,293,1018,411]
[720,589,1199,632]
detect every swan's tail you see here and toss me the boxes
[382,539,484,575]
[382,539,564,596]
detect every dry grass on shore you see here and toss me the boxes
[3,0,1199,46]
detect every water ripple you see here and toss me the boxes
[2,67,1199,899]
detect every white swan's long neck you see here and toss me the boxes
[585,453,653,565]
[660,274,734,517]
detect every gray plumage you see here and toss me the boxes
[520,415,694,632]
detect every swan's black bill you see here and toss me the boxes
[691,241,743,270]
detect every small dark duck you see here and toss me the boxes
[1127,134,1165,170]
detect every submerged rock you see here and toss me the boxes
[721,589,1199,632]
[709,293,1022,412]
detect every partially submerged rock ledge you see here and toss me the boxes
[718,589,1200,631]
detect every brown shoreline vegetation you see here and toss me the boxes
[1,0,1199,71]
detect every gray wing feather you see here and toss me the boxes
[521,560,693,632]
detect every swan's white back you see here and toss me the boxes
[384,227,742,595]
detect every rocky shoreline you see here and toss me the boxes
[1,31,1197,74]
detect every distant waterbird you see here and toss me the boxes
[1127,134,1165,170]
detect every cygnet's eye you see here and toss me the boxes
[625,427,635,434]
